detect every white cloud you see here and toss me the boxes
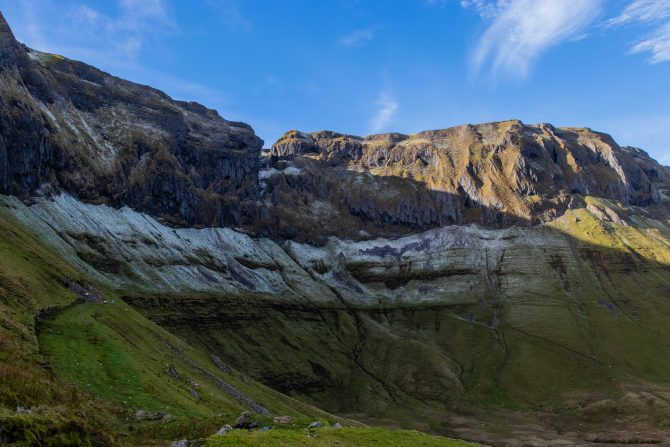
[55,0,176,62]
[72,5,100,24]
[339,28,376,47]
[608,0,670,26]
[3,0,225,107]
[609,0,670,63]
[460,0,503,19]
[205,0,251,31]
[471,0,602,78]
[426,0,499,17]
[370,89,399,134]
[118,0,170,23]
[8,0,174,59]
[631,22,670,63]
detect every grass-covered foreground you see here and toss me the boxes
[0,205,341,445]
[207,427,478,447]
[0,204,479,446]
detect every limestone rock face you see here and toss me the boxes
[263,122,670,242]
[0,12,262,228]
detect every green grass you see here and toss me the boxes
[123,196,670,439]
[0,207,118,446]
[36,297,359,418]
[207,428,478,447]
[0,205,354,444]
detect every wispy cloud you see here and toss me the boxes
[370,87,399,134]
[631,22,670,63]
[4,0,228,109]
[74,0,175,60]
[608,0,670,26]
[205,0,251,31]
[7,0,177,66]
[608,0,670,63]
[459,0,501,19]
[470,0,602,78]
[339,28,376,47]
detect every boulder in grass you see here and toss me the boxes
[216,424,233,435]
[307,421,323,429]
[233,411,257,429]
[273,415,294,424]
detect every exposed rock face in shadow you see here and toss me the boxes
[0,12,262,228]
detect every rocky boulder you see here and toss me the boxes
[232,411,256,429]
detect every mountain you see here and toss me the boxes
[3,10,670,447]
[259,125,670,241]
[0,12,262,228]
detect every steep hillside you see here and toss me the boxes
[1,196,475,447]
[5,191,670,445]
[0,12,261,228]
[0,205,374,446]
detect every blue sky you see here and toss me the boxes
[1,0,669,162]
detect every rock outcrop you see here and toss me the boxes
[261,123,670,241]
[0,12,262,228]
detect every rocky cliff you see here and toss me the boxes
[0,12,262,228]
[260,124,670,241]
[4,11,670,241]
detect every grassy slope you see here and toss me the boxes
[36,297,361,442]
[0,204,346,445]
[207,428,479,447]
[6,194,670,444]
[125,197,670,442]
[0,206,479,447]
[0,206,118,446]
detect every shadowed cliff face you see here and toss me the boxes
[2,10,669,240]
[0,12,263,228]
[262,125,670,241]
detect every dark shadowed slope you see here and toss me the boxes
[0,12,262,228]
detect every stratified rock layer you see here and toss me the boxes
[6,193,670,446]
[0,12,262,228]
